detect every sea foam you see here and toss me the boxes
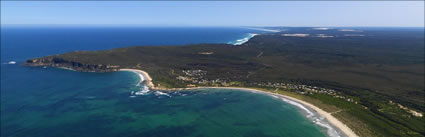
[128,71,151,96]
[245,90,344,137]
[128,71,173,97]
[277,96,342,137]
[7,61,16,64]
[154,91,172,97]
[230,33,258,45]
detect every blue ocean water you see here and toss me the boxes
[1,26,329,137]
[1,26,263,62]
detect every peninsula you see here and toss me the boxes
[25,27,425,137]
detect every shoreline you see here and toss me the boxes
[200,87,358,137]
[243,27,282,32]
[121,68,358,137]
[232,33,259,45]
[119,69,154,88]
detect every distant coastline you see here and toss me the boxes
[243,27,281,32]
[124,68,358,137]
[231,33,259,45]
[229,27,281,45]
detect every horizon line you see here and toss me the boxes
[1,24,424,28]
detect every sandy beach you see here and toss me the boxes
[119,69,155,88]
[203,87,359,137]
[121,69,358,137]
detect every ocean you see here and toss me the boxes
[1,26,330,137]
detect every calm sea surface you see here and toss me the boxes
[1,26,328,137]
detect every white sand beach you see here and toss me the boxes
[119,69,154,88]
[121,69,358,137]
[202,87,359,137]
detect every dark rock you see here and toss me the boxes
[25,57,120,72]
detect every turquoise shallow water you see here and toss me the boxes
[2,69,327,137]
[1,26,329,137]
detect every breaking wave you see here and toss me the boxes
[247,90,344,137]
[153,91,172,97]
[277,97,341,137]
[4,61,17,65]
[229,33,258,45]
[128,71,172,98]
[128,71,151,96]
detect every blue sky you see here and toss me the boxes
[1,1,424,27]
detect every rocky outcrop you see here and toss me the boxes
[25,57,120,72]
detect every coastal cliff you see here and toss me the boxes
[25,57,120,72]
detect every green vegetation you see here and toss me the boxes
[26,27,425,137]
[308,92,423,137]
[255,87,424,137]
